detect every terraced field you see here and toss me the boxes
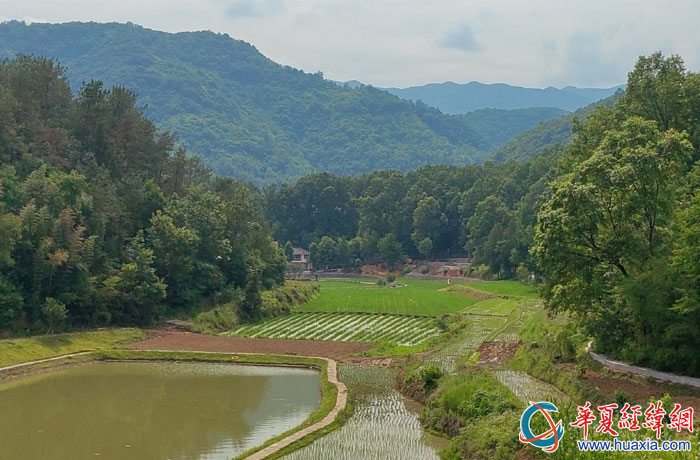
[421,314,509,374]
[226,312,441,346]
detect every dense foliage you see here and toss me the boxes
[0,56,285,333]
[0,21,569,185]
[533,53,700,375]
[490,92,621,163]
[266,148,562,277]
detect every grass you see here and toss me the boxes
[300,278,483,316]
[459,280,538,298]
[0,328,144,368]
[227,311,441,346]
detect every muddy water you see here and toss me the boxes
[0,362,320,460]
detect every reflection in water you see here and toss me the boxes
[0,362,320,460]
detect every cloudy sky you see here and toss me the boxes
[1,0,698,88]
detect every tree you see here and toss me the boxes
[102,246,166,324]
[417,237,433,261]
[284,241,294,262]
[0,277,22,330]
[377,233,404,269]
[412,196,444,244]
[41,297,67,333]
[309,236,336,270]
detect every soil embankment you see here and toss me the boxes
[131,331,373,358]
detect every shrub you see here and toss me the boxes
[419,365,443,390]
[42,297,67,333]
[192,301,240,334]
[615,388,629,407]
[386,273,396,283]
[442,411,521,460]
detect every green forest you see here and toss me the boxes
[0,56,286,333]
[0,21,575,185]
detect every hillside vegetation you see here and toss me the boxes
[0,56,286,334]
[490,91,622,162]
[0,21,567,185]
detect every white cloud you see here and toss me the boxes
[1,0,699,88]
[440,22,484,52]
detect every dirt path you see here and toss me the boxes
[130,331,373,358]
[243,358,348,460]
[0,351,91,373]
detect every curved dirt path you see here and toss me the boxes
[243,357,348,460]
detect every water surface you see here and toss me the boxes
[0,361,320,460]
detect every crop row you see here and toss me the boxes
[283,364,439,460]
[226,312,441,346]
[422,314,509,374]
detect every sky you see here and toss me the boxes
[1,0,698,88]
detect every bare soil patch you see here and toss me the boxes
[476,341,521,365]
[130,331,374,358]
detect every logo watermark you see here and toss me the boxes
[519,400,694,454]
[519,401,565,453]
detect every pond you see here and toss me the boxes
[0,361,320,460]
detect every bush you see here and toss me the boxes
[422,371,521,437]
[442,411,521,460]
[419,365,443,390]
[386,273,396,283]
[192,302,240,334]
[42,297,67,333]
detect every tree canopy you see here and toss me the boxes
[0,56,284,333]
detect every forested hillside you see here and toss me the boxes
[386,81,622,113]
[0,57,285,333]
[0,21,562,185]
[490,91,621,162]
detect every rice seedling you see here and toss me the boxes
[283,364,439,460]
[421,314,508,374]
[225,312,441,345]
[491,370,570,404]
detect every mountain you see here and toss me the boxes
[460,107,568,149]
[490,91,623,162]
[0,21,574,185]
[385,81,624,114]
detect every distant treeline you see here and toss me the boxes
[265,147,562,278]
[0,57,285,334]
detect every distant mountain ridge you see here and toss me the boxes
[383,81,624,114]
[0,21,608,184]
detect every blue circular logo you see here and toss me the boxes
[519,401,564,453]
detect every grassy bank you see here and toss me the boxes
[192,281,320,334]
[0,328,144,368]
[94,350,343,460]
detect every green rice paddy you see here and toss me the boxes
[227,312,440,346]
